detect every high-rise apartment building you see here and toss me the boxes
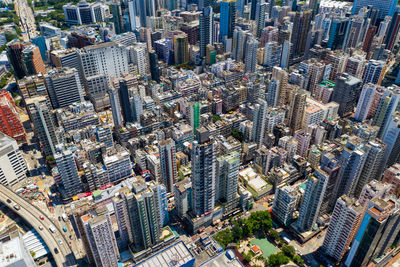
[252,99,268,147]
[219,0,236,41]
[191,139,216,216]
[354,140,386,197]
[0,133,27,188]
[123,185,161,250]
[244,37,259,73]
[22,44,46,76]
[272,184,300,226]
[322,195,364,262]
[112,188,133,249]
[352,0,397,19]
[159,139,178,193]
[173,33,189,65]
[25,96,59,157]
[354,84,379,122]
[199,7,214,58]
[363,60,386,85]
[334,137,367,199]
[255,3,267,38]
[78,42,129,100]
[216,151,240,211]
[373,86,400,138]
[345,196,400,267]
[55,148,82,199]
[331,73,362,117]
[44,67,84,108]
[82,213,120,267]
[288,89,307,134]
[296,169,328,232]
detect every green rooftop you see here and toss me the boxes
[318,80,335,88]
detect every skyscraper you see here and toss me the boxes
[373,86,400,138]
[159,139,178,193]
[199,6,214,58]
[345,196,400,267]
[353,140,386,197]
[149,50,160,82]
[0,133,27,188]
[352,0,397,19]
[296,169,328,232]
[216,151,240,211]
[326,17,350,51]
[44,67,84,109]
[124,185,161,250]
[272,184,300,226]
[111,0,124,34]
[219,0,236,41]
[118,79,133,124]
[291,10,312,56]
[190,102,200,134]
[288,89,307,134]
[382,112,400,167]
[82,213,120,267]
[113,188,133,249]
[108,86,123,127]
[55,148,82,199]
[22,44,47,76]
[266,79,280,107]
[363,60,386,85]
[255,3,267,38]
[191,138,216,216]
[6,41,30,79]
[331,73,362,117]
[354,84,378,122]
[26,96,59,157]
[244,37,258,73]
[333,137,367,199]
[384,8,400,51]
[322,195,364,262]
[252,99,268,147]
[173,33,189,65]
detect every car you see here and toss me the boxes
[39,225,43,230]
[58,239,63,245]
[39,215,44,220]
[58,216,61,221]
[317,235,322,239]
[6,199,11,203]
[13,205,20,210]
[54,248,59,254]
[69,235,73,240]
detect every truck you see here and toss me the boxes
[62,213,68,222]
[62,226,67,232]
[49,225,56,233]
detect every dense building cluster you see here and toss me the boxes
[1,0,400,266]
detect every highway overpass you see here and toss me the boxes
[0,184,76,266]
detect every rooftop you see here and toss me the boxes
[134,241,194,267]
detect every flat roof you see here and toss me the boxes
[134,241,194,267]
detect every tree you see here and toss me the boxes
[293,255,305,267]
[4,31,17,42]
[46,156,55,162]
[267,252,289,267]
[269,229,280,241]
[231,128,244,142]
[212,115,222,123]
[282,245,295,259]
[232,224,243,241]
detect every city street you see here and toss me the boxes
[14,0,37,41]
